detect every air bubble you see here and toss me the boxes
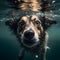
[35,55,38,58]
[52,1,55,4]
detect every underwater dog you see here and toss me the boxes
[6,0,56,60]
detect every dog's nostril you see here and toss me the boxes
[24,30,34,39]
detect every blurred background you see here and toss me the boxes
[0,0,60,60]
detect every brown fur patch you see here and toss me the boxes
[18,0,42,11]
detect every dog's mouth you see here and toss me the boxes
[21,36,40,48]
[19,29,40,48]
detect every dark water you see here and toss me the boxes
[0,0,60,60]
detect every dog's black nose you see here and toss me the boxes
[24,30,34,39]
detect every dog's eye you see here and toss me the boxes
[19,20,26,27]
[34,20,41,30]
[35,20,41,25]
[18,20,26,32]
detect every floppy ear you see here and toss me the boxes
[5,18,18,30]
[41,17,57,30]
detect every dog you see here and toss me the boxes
[6,0,56,60]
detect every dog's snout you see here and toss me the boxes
[24,30,34,39]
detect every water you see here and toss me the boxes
[0,0,60,60]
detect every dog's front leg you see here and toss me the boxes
[41,46,46,60]
[19,48,25,60]
[41,32,48,60]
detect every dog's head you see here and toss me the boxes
[6,14,56,48]
[17,15,44,48]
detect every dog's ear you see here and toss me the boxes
[5,19,18,30]
[6,19,15,26]
[41,17,57,30]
